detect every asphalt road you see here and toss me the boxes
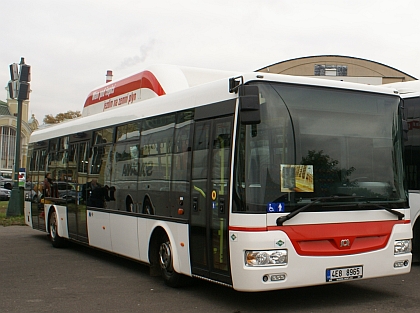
[1,226,420,313]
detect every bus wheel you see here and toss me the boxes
[49,209,66,248]
[159,234,182,287]
[143,197,154,215]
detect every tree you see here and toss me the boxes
[43,110,81,124]
[301,150,356,196]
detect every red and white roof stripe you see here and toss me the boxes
[82,64,237,117]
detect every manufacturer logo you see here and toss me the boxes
[340,239,351,247]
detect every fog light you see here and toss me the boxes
[270,274,286,281]
[394,260,409,268]
[262,273,286,282]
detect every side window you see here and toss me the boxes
[90,145,106,175]
[26,146,37,200]
[172,112,193,192]
[140,115,175,184]
[77,142,89,174]
[113,142,139,184]
[192,122,211,180]
[39,149,47,171]
[116,123,140,142]
[212,120,232,197]
[45,137,70,199]
[404,97,420,190]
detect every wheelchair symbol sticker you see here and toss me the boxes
[267,203,285,213]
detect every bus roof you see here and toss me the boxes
[30,66,401,144]
[384,80,420,96]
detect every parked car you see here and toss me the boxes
[0,187,11,201]
[55,182,80,202]
[0,176,13,190]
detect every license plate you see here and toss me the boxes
[326,265,363,282]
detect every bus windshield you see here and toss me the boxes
[233,82,407,213]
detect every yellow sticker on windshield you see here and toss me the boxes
[280,165,314,192]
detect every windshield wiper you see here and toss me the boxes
[276,195,363,226]
[276,196,406,226]
[357,203,405,220]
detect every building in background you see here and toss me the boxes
[0,84,36,178]
[256,55,417,85]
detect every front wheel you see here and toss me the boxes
[159,234,182,287]
[49,209,66,248]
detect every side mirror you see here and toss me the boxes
[239,85,260,125]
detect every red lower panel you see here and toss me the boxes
[230,220,409,256]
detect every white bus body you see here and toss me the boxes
[25,65,412,292]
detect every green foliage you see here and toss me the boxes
[300,150,356,196]
[43,110,82,124]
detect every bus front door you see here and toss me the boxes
[190,117,232,285]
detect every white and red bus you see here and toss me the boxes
[24,65,412,291]
[385,80,420,263]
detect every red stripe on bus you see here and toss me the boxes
[229,226,268,232]
[83,70,166,108]
[230,220,410,256]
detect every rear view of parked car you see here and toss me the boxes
[0,187,11,200]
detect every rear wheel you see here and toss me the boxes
[159,234,182,287]
[49,209,66,248]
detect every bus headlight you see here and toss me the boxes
[394,239,411,255]
[245,250,288,266]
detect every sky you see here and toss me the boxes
[1,0,420,123]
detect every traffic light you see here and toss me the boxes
[9,63,19,81]
[7,81,18,99]
[19,64,31,82]
[8,61,31,100]
[17,82,30,101]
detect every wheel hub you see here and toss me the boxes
[159,241,172,271]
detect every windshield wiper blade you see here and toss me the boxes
[276,195,364,226]
[357,203,405,220]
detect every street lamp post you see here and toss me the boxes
[6,58,30,217]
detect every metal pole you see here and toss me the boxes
[6,98,23,216]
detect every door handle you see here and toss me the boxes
[193,197,198,212]
[219,198,225,214]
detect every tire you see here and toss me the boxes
[159,234,182,287]
[49,209,66,248]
